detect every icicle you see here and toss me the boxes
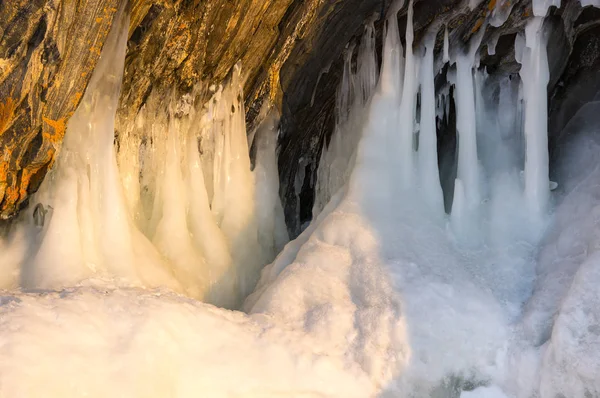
[487,33,500,56]
[532,0,560,17]
[417,33,444,217]
[397,0,417,189]
[313,147,329,219]
[443,26,450,64]
[184,112,237,308]
[454,55,481,208]
[518,17,550,222]
[118,113,143,221]
[356,22,379,106]
[469,0,484,10]
[379,8,404,99]
[313,23,378,219]
[152,114,209,299]
[490,0,516,27]
[337,45,356,124]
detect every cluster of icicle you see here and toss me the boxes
[0,9,288,309]
[314,0,555,246]
[312,21,379,217]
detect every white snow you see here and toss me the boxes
[443,25,450,63]
[0,287,372,397]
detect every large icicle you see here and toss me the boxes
[4,18,286,308]
[23,7,180,291]
[454,55,481,209]
[417,34,444,217]
[443,26,450,63]
[152,113,210,300]
[450,55,481,244]
[355,21,379,106]
[313,23,379,218]
[379,8,404,99]
[253,111,290,263]
[519,17,550,223]
[397,0,417,189]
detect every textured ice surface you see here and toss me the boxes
[0,8,287,309]
[0,3,599,398]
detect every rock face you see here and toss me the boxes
[1,0,599,234]
[0,0,120,219]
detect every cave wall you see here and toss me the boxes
[1,0,599,235]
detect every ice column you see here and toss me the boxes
[454,54,481,209]
[356,22,379,106]
[254,112,290,261]
[519,17,550,221]
[313,23,379,218]
[397,0,417,189]
[418,34,444,216]
[379,8,403,99]
[443,26,450,64]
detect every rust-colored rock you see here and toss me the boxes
[0,0,119,218]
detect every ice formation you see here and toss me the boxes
[1,1,600,397]
[518,17,551,225]
[0,7,288,309]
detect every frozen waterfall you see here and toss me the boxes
[0,1,599,397]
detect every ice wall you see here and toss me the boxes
[0,9,287,309]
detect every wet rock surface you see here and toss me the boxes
[1,0,599,234]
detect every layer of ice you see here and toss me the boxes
[0,8,287,309]
[0,2,599,397]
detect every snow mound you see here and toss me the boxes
[0,286,372,397]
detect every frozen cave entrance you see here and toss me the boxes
[0,0,600,397]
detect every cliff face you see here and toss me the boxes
[0,0,120,219]
[1,0,599,233]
